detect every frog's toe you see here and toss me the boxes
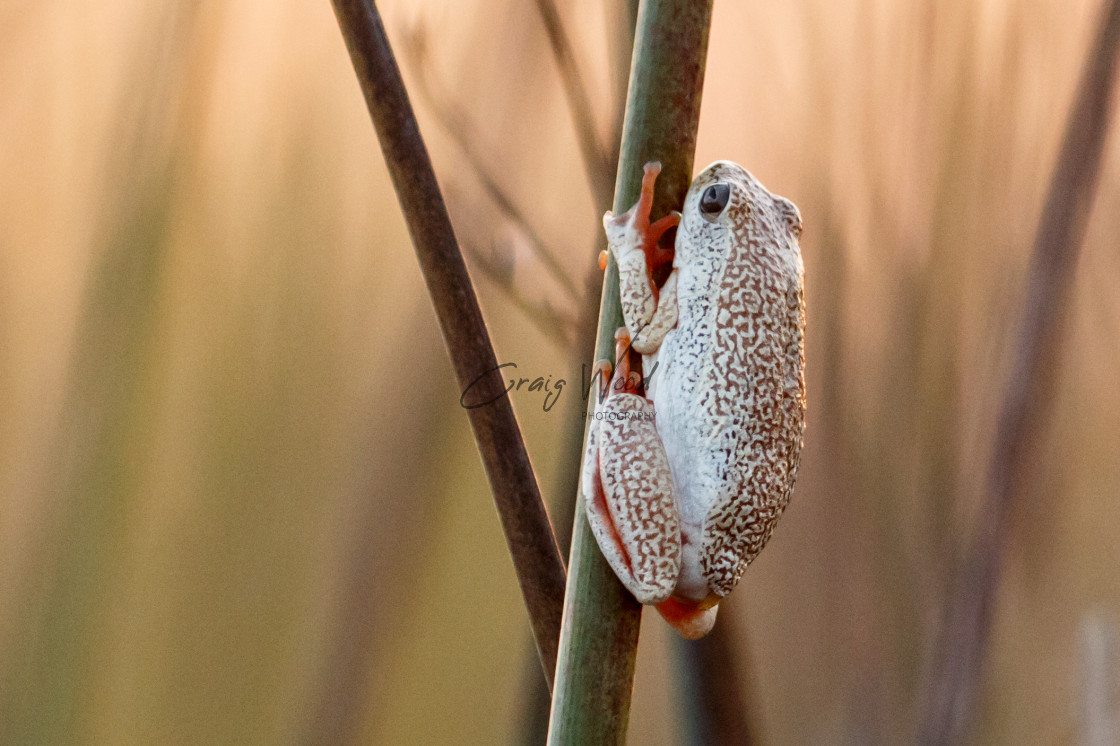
[648,211,680,243]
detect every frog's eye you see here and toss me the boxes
[699,183,731,222]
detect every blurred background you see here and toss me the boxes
[2,0,1119,743]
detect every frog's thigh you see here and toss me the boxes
[586,394,681,604]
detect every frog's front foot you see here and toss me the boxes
[601,162,680,276]
[600,163,682,354]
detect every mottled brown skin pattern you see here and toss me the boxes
[694,176,805,594]
[595,394,681,602]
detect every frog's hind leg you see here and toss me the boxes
[582,361,631,584]
[582,330,681,605]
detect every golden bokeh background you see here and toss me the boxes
[2,0,1119,743]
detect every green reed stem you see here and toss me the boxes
[546,1,713,743]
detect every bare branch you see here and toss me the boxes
[460,237,580,350]
[533,0,616,210]
[397,24,584,305]
[329,0,567,689]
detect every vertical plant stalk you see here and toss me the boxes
[519,3,641,742]
[533,0,615,210]
[917,1,1120,742]
[329,0,567,688]
[674,612,759,745]
[547,1,713,743]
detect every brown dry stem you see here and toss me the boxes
[329,0,567,691]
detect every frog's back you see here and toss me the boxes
[651,161,806,600]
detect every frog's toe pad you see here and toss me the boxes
[602,209,641,255]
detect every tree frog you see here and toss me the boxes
[583,160,806,639]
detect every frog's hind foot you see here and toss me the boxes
[655,597,719,640]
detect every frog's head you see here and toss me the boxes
[680,160,803,276]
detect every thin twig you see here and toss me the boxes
[329,0,567,689]
[605,0,640,179]
[916,1,1120,741]
[533,0,616,210]
[398,24,583,305]
[460,237,579,350]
